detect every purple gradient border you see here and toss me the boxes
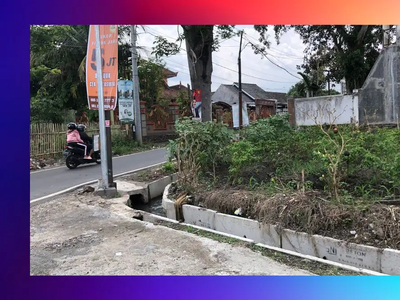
[0,0,399,299]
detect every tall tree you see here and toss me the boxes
[137,58,166,109]
[30,25,134,123]
[152,25,237,121]
[255,25,396,93]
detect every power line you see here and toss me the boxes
[243,34,302,80]
[143,26,299,82]
[213,61,296,83]
[243,33,304,59]
[141,26,294,90]
[165,58,288,91]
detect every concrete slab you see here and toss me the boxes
[381,248,400,275]
[163,198,176,220]
[330,242,382,272]
[114,180,149,203]
[182,205,217,229]
[214,213,261,241]
[148,176,172,199]
[281,229,318,257]
[259,223,281,248]
[114,180,146,195]
[282,230,383,272]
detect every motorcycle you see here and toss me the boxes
[63,143,101,169]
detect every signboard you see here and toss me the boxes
[232,103,249,128]
[93,134,100,151]
[117,80,134,124]
[86,25,118,110]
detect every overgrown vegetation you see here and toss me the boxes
[111,132,165,156]
[167,118,233,190]
[167,115,400,249]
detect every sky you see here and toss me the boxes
[134,25,342,94]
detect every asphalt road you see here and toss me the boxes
[30,148,168,201]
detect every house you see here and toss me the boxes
[211,83,288,127]
[160,66,190,103]
[212,83,287,111]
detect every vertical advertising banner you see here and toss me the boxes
[86,25,118,110]
[232,102,249,128]
[117,80,134,124]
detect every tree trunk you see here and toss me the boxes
[182,25,214,122]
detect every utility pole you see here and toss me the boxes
[94,25,115,194]
[131,25,142,145]
[383,25,390,48]
[397,25,400,46]
[324,69,331,95]
[238,30,243,129]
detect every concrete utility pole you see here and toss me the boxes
[94,25,109,188]
[238,30,243,129]
[94,25,117,197]
[383,25,390,48]
[397,25,400,46]
[131,25,142,145]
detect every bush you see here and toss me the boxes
[170,113,400,202]
[111,133,139,155]
[167,118,233,186]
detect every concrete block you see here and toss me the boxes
[161,184,176,220]
[182,205,216,229]
[313,236,382,272]
[281,229,318,257]
[214,213,261,241]
[259,223,281,248]
[148,176,172,199]
[282,229,383,272]
[163,198,176,220]
[114,180,146,195]
[381,248,400,275]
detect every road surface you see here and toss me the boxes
[30,148,168,200]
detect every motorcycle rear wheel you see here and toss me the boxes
[66,155,79,169]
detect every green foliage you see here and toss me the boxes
[137,59,166,109]
[287,81,308,98]
[162,162,175,173]
[167,118,233,185]
[30,25,133,123]
[228,140,262,179]
[111,133,139,155]
[151,36,181,58]
[172,111,400,202]
[259,25,394,92]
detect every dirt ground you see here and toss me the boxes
[30,190,314,275]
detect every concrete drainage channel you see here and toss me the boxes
[123,174,177,217]
[160,183,400,276]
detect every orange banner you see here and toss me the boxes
[86,25,118,110]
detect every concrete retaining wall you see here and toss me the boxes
[294,94,359,126]
[162,185,400,275]
[148,174,177,199]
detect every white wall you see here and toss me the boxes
[294,95,359,126]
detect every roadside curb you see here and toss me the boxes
[30,161,167,206]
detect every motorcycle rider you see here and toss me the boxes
[66,122,92,160]
[77,124,94,159]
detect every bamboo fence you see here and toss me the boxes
[30,122,123,158]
